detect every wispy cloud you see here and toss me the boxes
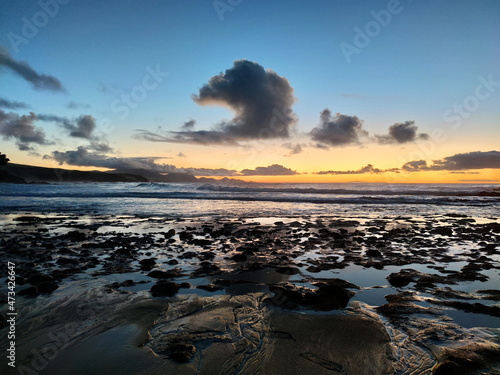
[282,142,304,156]
[0,97,29,110]
[315,164,398,175]
[402,151,500,171]
[0,45,65,92]
[66,101,91,110]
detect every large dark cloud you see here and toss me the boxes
[135,60,296,145]
[402,151,500,171]
[0,97,29,110]
[239,164,297,176]
[376,121,429,144]
[310,109,368,147]
[0,110,52,147]
[0,46,65,92]
[315,164,399,175]
[38,114,96,139]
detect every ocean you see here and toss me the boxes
[0,182,499,218]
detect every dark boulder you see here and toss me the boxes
[150,281,180,297]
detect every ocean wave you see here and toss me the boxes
[195,184,500,197]
[0,190,497,206]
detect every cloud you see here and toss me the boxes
[282,142,303,156]
[66,101,91,110]
[186,168,238,176]
[314,142,330,150]
[38,114,97,139]
[0,110,52,147]
[48,147,175,171]
[401,160,427,172]
[239,164,298,176]
[402,151,500,171]
[0,97,29,110]
[376,121,429,144]
[88,140,114,153]
[0,46,65,92]
[46,146,237,176]
[136,60,296,145]
[314,164,398,175]
[310,109,368,146]
[133,128,240,145]
[181,120,196,130]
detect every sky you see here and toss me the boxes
[0,0,499,183]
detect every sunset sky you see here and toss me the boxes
[1,0,499,183]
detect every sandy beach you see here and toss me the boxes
[1,212,499,374]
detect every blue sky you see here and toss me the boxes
[0,0,499,181]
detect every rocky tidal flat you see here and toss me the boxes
[0,213,499,374]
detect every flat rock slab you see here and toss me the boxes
[145,293,396,374]
[260,311,396,375]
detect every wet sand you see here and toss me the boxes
[0,213,499,374]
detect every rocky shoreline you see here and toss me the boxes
[0,213,499,374]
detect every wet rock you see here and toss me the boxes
[114,248,133,257]
[56,257,80,265]
[148,269,181,279]
[232,253,247,262]
[36,281,59,294]
[140,258,156,267]
[164,229,176,238]
[275,266,300,275]
[150,281,180,297]
[27,273,53,285]
[66,231,87,242]
[316,284,355,309]
[365,249,382,257]
[387,274,413,287]
[121,279,135,287]
[196,284,224,292]
[432,361,463,375]
[18,286,38,296]
[431,227,453,236]
[267,281,356,311]
[167,342,196,362]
